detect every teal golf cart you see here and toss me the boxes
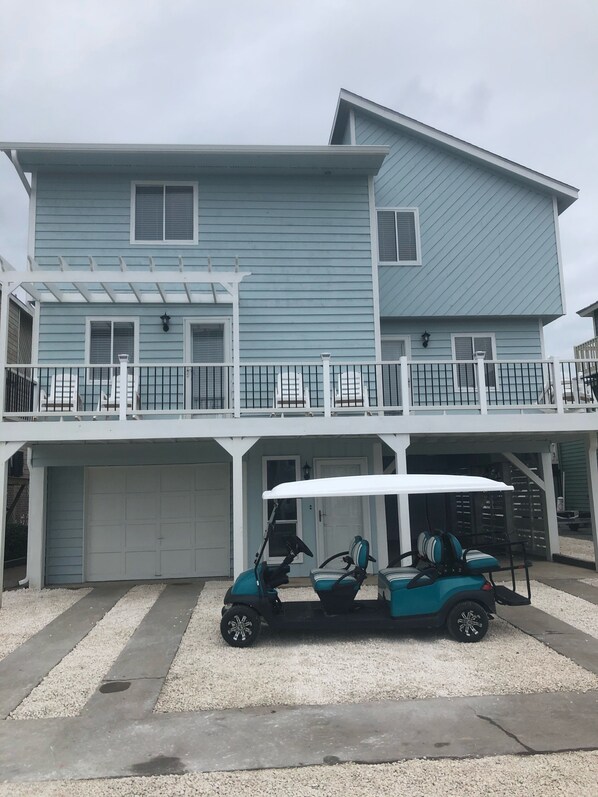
[220,474,531,647]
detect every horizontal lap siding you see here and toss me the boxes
[35,173,375,361]
[355,113,562,319]
[45,467,84,584]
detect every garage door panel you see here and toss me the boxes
[125,522,158,552]
[161,492,194,520]
[126,493,159,522]
[195,520,228,547]
[124,551,157,579]
[161,466,194,492]
[195,547,229,576]
[161,521,194,551]
[87,552,124,581]
[195,464,229,491]
[88,493,125,525]
[89,468,125,494]
[160,549,195,577]
[86,524,123,554]
[196,490,229,520]
[126,468,160,494]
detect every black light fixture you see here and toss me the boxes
[160,313,171,332]
[302,462,312,480]
[421,330,431,348]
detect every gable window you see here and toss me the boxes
[132,182,197,243]
[88,320,137,380]
[452,335,496,390]
[377,208,421,265]
[263,456,303,562]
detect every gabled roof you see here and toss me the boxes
[330,89,579,213]
[577,300,598,318]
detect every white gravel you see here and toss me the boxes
[558,536,595,562]
[11,584,163,719]
[155,582,598,713]
[2,751,598,797]
[0,588,90,661]
[529,580,598,639]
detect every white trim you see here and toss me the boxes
[313,457,371,563]
[553,196,567,316]
[539,319,546,359]
[451,332,497,392]
[262,455,304,564]
[332,91,578,209]
[130,181,198,245]
[368,177,382,361]
[27,171,37,260]
[376,207,422,266]
[85,316,140,372]
[349,109,356,145]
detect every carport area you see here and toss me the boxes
[1,561,598,794]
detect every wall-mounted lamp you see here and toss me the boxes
[421,330,431,348]
[302,462,312,480]
[160,313,171,333]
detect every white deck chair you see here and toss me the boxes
[274,370,311,411]
[39,374,81,413]
[97,373,139,412]
[333,371,369,409]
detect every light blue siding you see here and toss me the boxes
[381,317,544,360]
[45,467,84,584]
[35,173,376,361]
[355,112,562,319]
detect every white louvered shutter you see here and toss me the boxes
[396,211,417,261]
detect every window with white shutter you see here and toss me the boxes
[376,208,421,265]
[452,335,497,390]
[132,183,197,243]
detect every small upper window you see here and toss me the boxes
[132,183,196,243]
[377,208,420,265]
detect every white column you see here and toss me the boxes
[540,450,560,559]
[372,442,388,569]
[585,433,598,570]
[118,354,128,421]
[232,284,241,418]
[475,353,488,415]
[215,437,259,577]
[0,288,10,421]
[321,353,331,417]
[379,434,411,564]
[26,453,46,589]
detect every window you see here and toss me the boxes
[377,208,421,265]
[132,183,197,243]
[88,320,136,379]
[381,336,410,408]
[452,335,496,390]
[263,457,303,561]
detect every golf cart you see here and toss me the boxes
[220,474,532,647]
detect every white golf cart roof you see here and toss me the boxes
[263,474,513,500]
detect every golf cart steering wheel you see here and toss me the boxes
[286,536,314,558]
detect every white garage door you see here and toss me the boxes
[85,464,230,581]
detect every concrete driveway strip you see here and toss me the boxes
[539,578,598,606]
[81,582,203,720]
[2,691,598,782]
[497,604,598,676]
[0,586,128,720]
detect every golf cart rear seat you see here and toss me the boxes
[310,537,373,613]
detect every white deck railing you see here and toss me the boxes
[3,354,597,421]
[575,337,598,360]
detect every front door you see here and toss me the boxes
[186,322,228,410]
[381,337,408,408]
[314,458,370,563]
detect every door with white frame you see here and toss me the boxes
[185,320,231,411]
[381,336,409,410]
[314,458,371,564]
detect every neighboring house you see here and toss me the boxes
[0,88,596,595]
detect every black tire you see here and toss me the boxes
[446,601,489,643]
[220,605,262,648]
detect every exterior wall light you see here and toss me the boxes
[421,331,431,348]
[160,313,171,332]
[302,462,312,480]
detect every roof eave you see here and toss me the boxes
[577,301,598,318]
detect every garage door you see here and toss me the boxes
[85,464,230,581]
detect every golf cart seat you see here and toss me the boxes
[445,532,500,574]
[311,538,372,613]
[309,534,363,581]
[378,533,444,597]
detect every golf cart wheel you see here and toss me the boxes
[446,601,489,643]
[220,605,262,648]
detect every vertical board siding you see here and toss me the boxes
[355,112,562,319]
[34,173,375,361]
[559,441,590,512]
[45,466,84,584]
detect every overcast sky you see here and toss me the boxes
[0,0,596,356]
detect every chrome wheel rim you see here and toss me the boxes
[227,614,253,642]
[457,610,483,637]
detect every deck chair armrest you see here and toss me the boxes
[318,550,349,568]
[388,550,416,567]
[96,391,109,413]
